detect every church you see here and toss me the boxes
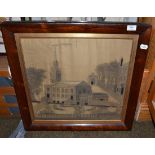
[43,47,92,105]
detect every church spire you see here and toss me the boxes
[51,45,61,83]
[54,46,57,62]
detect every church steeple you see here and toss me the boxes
[51,46,61,83]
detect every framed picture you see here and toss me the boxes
[1,22,151,130]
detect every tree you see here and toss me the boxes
[96,63,108,82]
[26,68,46,102]
[96,60,120,90]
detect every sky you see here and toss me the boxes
[20,36,134,84]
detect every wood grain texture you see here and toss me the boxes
[138,18,155,70]
[136,61,155,121]
[147,80,155,124]
[1,22,151,131]
[136,17,155,121]
[135,70,150,121]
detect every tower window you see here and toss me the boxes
[91,81,94,85]
[47,93,50,98]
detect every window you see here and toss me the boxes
[70,95,73,100]
[47,93,50,98]
[121,87,124,95]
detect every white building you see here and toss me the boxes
[44,81,92,105]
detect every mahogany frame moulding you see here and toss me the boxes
[1,22,151,131]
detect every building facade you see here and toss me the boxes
[44,81,92,105]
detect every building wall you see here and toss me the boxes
[44,81,93,105]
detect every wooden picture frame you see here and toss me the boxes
[1,22,151,131]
